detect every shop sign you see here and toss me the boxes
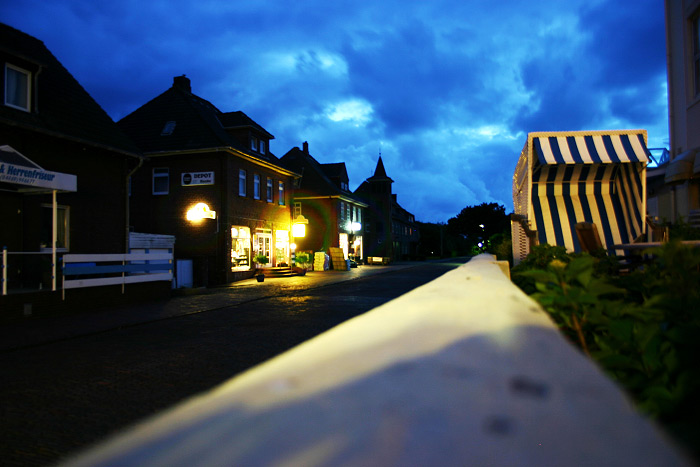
[0,162,77,191]
[181,171,214,186]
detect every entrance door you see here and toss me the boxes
[256,229,272,267]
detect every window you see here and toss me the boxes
[153,168,169,195]
[253,174,261,199]
[266,177,273,202]
[294,202,302,218]
[239,169,247,196]
[260,140,266,154]
[40,204,69,251]
[251,137,258,152]
[5,64,30,111]
[278,181,285,205]
[694,14,700,97]
[161,121,176,136]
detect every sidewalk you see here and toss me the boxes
[0,263,420,352]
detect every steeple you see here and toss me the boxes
[369,156,393,182]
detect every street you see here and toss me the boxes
[0,260,461,466]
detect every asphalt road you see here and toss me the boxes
[1,260,461,466]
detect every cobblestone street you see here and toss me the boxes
[0,261,461,466]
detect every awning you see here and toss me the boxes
[664,148,697,183]
[0,145,77,192]
[533,132,650,165]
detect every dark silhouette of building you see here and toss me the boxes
[1,23,144,312]
[355,157,419,262]
[280,142,367,262]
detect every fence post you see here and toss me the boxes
[2,246,6,296]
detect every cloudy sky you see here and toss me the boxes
[1,0,668,223]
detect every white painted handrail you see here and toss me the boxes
[65,255,690,466]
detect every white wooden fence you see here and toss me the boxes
[62,252,173,299]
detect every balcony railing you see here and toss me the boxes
[64,255,689,466]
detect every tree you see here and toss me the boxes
[447,202,509,251]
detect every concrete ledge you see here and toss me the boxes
[66,254,689,466]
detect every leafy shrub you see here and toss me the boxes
[514,241,700,458]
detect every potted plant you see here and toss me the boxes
[253,253,269,281]
[293,252,311,275]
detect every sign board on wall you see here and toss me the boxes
[181,172,214,186]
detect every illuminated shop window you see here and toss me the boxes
[153,168,169,195]
[231,226,251,271]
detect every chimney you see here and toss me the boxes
[173,75,191,93]
[303,141,309,154]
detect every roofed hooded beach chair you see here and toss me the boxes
[511,130,650,265]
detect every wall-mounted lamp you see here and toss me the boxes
[186,202,216,222]
[292,214,309,238]
[348,221,362,232]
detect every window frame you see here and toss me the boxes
[40,204,70,252]
[693,13,700,97]
[4,63,31,112]
[266,177,273,202]
[239,169,247,197]
[253,174,261,200]
[278,181,285,205]
[152,167,169,195]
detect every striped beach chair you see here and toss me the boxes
[512,130,650,265]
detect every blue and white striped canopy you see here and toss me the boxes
[528,131,648,254]
[533,133,650,165]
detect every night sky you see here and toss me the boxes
[1,0,668,223]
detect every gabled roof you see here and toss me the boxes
[118,76,280,164]
[280,145,365,205]
[0,23,140,157]
[320,162,349,182]
[219,111,274,140]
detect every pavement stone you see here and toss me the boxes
[0,263,419,352]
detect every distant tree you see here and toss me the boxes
[447,202,509,251]
[416,221,470,258]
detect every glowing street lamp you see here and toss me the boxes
[292,214,308,238]
[186,202,216,222]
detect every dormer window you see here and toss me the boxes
[161,121,176,136]
[4,64,31,112]
[251,137,258,152]
[260,140,266,154]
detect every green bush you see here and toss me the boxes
[513,241,700,458]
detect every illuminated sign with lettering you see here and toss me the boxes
[181,171,214,186]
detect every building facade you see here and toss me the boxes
[1,24,143,308]
[280,142,367,263]
[119,76,299,286]
[651,0,700,225]
[355,157,419,262]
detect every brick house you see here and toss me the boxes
[119,76,299,286]
[0,24,145,313]
[280,142,367,263]
[354,157,419,262]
